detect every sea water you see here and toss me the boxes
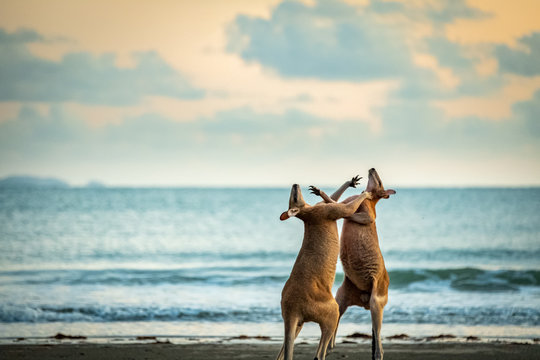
[0,187,539,340]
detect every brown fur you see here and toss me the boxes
[326,169,395,360]
[277,183,371,360]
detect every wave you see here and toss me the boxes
[2,267,539,292]
[386,268,540,292]
[1,303,538,326]
[0,267,290,287]
[4,248,539,271]
[0,304,280,323]
[384,248,540,264]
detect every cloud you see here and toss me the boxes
[368,0,486,24]
[495,32,540,76]
[446,0,540,46]
[0,104,344,185]
[1,100,538,186]
[227,0,540,132]
[226,0,492,101]
[142,77,398,126]
[433,75,540,121]
[0,27,44,43]
[416,0,487,24]
[228,0,413,80]
[0,21,398,124]
[513,88,540,136]
[425,36,473,70]
[0,28,204,105]
[227,0,488,81]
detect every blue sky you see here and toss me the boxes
[0,0,539,186]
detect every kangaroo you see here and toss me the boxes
[277,183,371,360]
[324,169,395,360]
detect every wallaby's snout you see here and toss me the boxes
[290,184,305,207]
[280,184,307,221]
[367,168,381,191]
[367,168,396,199]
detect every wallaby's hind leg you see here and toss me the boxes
[328,311,344,351]
[329,276,371,351]
[276,322,303,360]
[314,301,339,360]
[277,315,303,360]
[315,323,336,360]
[370,287,387,360]
[328,285,349,351]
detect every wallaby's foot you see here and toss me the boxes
[349,175,362,188]
[309,185,321,196]
[372,349,383,360]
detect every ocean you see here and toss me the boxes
[0,187,539,341]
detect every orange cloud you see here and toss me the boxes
[433,75,540,120]
[446,0,540,46]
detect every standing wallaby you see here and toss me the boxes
[325,168,395,360]
[277,182,371,360]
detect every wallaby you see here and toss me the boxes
[277,182,371,360]
[324,169,395,360]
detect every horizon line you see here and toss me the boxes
[1,174,539,189]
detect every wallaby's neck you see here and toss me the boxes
[301,221,340,256]
[366,199,378,219]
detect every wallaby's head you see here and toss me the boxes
[366,168,396,201]
[280,184,310,221]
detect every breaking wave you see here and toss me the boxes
[1,303,538,326]
[2,267,539,292]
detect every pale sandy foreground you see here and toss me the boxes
[1,343,540,360]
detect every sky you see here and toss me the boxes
[0,0,539,187]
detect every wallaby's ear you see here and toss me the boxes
[384,189,396,198]
[280,208,299,221]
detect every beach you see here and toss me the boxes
[2,342,540,360]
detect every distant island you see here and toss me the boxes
[0,175,70,188]
[85,180,106,188]
[0,176,107,188]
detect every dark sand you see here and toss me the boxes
[1,343,539,360]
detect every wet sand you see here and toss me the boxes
[1,342,539,360]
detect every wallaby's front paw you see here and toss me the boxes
[309,185,321,196]
[363,191,373,200]
[349,175,362,188]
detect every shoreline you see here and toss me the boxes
[1,343,540,360]
[3,321,539,340]
[2,332,539,345]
